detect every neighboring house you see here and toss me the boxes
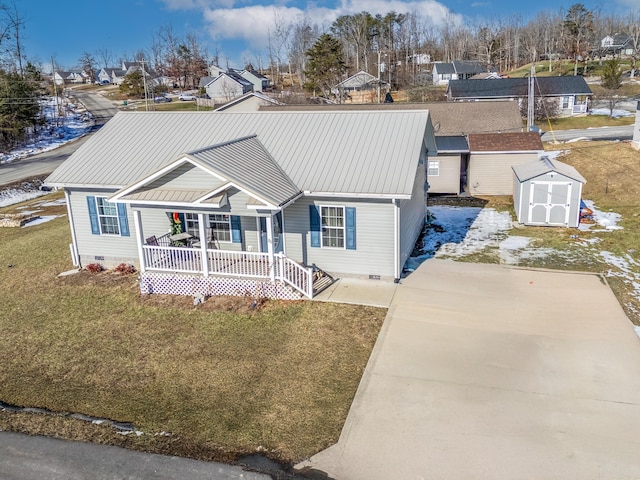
[427,136,469,194]
[214,92,283,112]
[333,71,383,93]
[237,70,271,92]
[208,64,226,77]
[467,132,544,196]
[53,70,88,85]
[45,110,435,299]
[447,76,593,117]
[203,72,254,102]
[600,34,634,56]
[432,61,485,86]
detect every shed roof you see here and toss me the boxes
[433,63,455,74]
[468,132,543,152]
[46,110,432,199]
[335,71,382,89]
[512,156,586,184]
[448,76,592,99]
[452,61,485,75]
[259,100,523,136]
[435,136,469,153]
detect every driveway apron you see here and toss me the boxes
[299,259,640,480]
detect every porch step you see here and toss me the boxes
[312,266,335,296]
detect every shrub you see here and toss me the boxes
[114,263,136,274]
[85,263,104,273]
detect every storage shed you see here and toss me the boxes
[512,156,586,228]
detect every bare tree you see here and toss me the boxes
[96,47,114,69]
[564,3,594,75]
[78,51,97,84]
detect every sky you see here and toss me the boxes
[19,0,637,72]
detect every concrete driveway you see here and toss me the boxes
[299,259,640,479]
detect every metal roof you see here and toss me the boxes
[259,101,523,136]
[435,136,469,153]
[448,76,593,99]
[512,156,586,184]
[186,136,301,207]
[46,110,431,198]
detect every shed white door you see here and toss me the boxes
[528,181,572,226]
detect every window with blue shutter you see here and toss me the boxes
[345,207,356,250]
[309,205,321,247]
[88,196,128,236]
[87,196,100,235]
[230,215,242,243]
[117,203,130,237]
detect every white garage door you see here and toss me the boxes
[528,181,572,226]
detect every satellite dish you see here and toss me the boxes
[434,122,441,133]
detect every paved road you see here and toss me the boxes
[300,259,640,479]
[0,431,270,480]
[0,91,118,186]
[542,124,634,142]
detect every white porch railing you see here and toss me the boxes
[141,245,314,298]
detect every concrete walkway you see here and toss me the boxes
[299,259,640,479]
[313,278,397,308]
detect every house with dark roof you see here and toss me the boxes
[432,61,485,86]
[447,76,593,117]
[599,34,635,57]
[467,132,544,196]
[202,72,254,102]
[237,70,271,92]
[45,110,436,299]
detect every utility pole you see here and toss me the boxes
[139,58,149,111]
[527,64,535,130]
[51,57,59,127]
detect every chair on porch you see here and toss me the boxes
[145,235,159,246]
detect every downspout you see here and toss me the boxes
[393,199,400,282]
[198,213,208,277]
[64,189,80,267]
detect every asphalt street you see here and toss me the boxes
[0,90,118,186]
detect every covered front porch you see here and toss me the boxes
[130,210,329,299]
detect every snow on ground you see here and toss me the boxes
[408,202,639,310]
[589,108,635,118]
[0,188,50,208]
[0,96,93,164]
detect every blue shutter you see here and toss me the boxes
[117,203,130,237]
[86,196,100,235]
[309,205,320,248]
[345,207,356,250]
[230,215,242,243]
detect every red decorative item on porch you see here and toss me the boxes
[173,212,181,223]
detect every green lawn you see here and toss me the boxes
[0,198,385,464]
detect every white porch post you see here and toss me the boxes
[265,214,276,281]
[133,210,146,273]
[198,213,208,277]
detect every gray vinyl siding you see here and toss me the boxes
[283,197,396,279]
[147,163,225,190]
[399,166,427,275]
[427,155,461,194]
[69,188,139,268]
[468,152,538,196]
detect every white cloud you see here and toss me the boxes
[201,0,460,46]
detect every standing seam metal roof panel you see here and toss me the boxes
[46,111,431,197]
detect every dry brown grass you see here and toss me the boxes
[0,193,386,464]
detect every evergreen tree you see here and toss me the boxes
[0,69,42,151]
[304,34,347,97]
[601,58,623,90]
[119,69,146,98]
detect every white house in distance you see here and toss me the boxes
[202,72,254,102]
[45,110,435,300]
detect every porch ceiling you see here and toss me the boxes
[117,187,227,207]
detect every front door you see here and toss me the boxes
[259,212,283,253]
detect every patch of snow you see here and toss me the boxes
[36,199,67,207]
[582,200,623,230]
[589,108,634,118]
[541,150,568,161]
[565,137,591,143]
[21,215,65,227]
[0,189,50,208]
[500,236,531,250]
[0,96,93,165]
[634,325,640,339]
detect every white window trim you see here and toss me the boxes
[428,160,440,177]
[320,205,346,249]
[208,214,232,243]
[96,196,120,236]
